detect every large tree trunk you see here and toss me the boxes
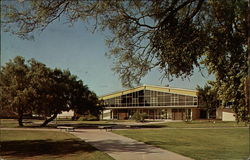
[41,113,58,127]
[247,0,250,123]
[18,108,24,127]
[18,115,24,127]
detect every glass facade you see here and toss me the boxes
[103,89,198,108]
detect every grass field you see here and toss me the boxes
[1,119,247,128]
[0,119,112,128]
[0,119,134,128]
[1,119,249,160]
[113,128,249,160]
[148,120,248,128]
[1,130,114,160]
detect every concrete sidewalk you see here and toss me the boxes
[71,129,193,160]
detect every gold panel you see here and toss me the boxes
[99,85,198,100]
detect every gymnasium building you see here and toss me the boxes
[99,85,200,120]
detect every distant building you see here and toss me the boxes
[99,85,199,120]
[216,105,236,121]
[221,109,236,121]
[57,110,74,119]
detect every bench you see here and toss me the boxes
[98,126,113,132]
[125,125,131,128]
[57,126,75,132]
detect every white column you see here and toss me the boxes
[111,110,113,119]
[190,109,193,120]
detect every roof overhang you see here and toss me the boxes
[104,105,198,109]
[99,85,198,100]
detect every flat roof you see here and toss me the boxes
[99,84,198,100]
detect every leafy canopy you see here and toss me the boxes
[197,84,219,118]
[0,56,102,126]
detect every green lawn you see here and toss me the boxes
[1,119,247,129]
[148,120,248,128]
[0,119,127,128]
[1,130,114,160]
[113,128,249,160]
[0,119,37,128]
[1,119,249,160]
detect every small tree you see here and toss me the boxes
[132,112,147,122]
[0,56,33,126]
[197,84,219,119]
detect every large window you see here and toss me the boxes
[103,89,198,108]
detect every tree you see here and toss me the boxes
[0,56,34,126]
[1,0,248,121]
[197,84,219,119]
[73,91,103,120]
[27,58,55,126]
[65,75,103,120]
[37,68,74,126]
[0,56,102,126]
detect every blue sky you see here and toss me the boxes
[1,19,213,96]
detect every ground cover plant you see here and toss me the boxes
[1,130,113,160]
[113,128,249,160]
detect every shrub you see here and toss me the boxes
[132,112,147,122]
[77,115,98,121]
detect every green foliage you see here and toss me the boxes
[131,112,147,122]
[197,84,219,118]
[1,0,248,121]
[0,56,33,126]
[209,79,249,122]
[0,56,102,126]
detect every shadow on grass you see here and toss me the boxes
[1,138,96,158]
[144,141,192,147]
[88,139,158,153]
[7,122,166,129]
[130,125,166,128]
[58,123,118,129]
[10,123,114,129]
[52,123,166,129]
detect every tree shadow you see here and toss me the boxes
[129,124,166,129]
[59,123,118,129]
[144,141,192,147]
[54,123,166,129]
[1,138,96,159]
[17,122,166,129]
[88,139,160,153]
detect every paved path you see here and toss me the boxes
[71,129,193,160]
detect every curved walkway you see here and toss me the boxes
[71,129,193,160]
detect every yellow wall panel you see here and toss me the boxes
[99,85,198,100]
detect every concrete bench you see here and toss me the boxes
[125,125,132,128]
[98,126,113,132]
[57,126,75,132]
